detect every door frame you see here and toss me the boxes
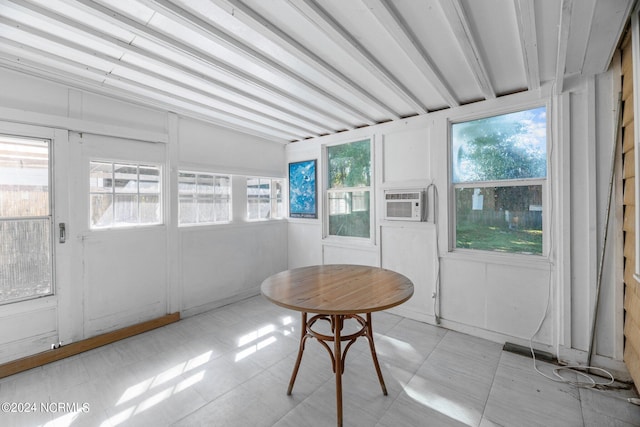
[0,121,78,359]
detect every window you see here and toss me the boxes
[451,107,547,254]
[90,161,162,229]
[247,177,283,220]
[0,135,53,304]
[178,172,231,225]
[326,139,372,238]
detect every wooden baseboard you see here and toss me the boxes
[0,312,180,379]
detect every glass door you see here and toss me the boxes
[0,135,53,305]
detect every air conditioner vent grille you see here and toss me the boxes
[385,192,420,200]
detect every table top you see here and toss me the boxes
[260,264,414,315]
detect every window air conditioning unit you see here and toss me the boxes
[384,190,426,221]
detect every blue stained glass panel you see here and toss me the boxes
[289,160,317,218]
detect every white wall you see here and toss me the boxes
[286,76,625,374]
[0,62,625,378]
[176,116,288,317]
[0,68,288,363]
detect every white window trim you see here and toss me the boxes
[0,134,54,305]
[177,170,232,226]
[323,137,375,243]
[88,158,164,230]
[246,177,284,222]
[448,105,550,257]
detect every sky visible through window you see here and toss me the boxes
[452,107,547,183]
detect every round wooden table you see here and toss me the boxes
[261,264,414,427]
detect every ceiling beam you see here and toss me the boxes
[214,0,400,120]
[361,0,459,108]
[581,0,635,76]
[9,0,331,135]
[69,0,353,130]
[0,35,300,140]
[554,0,573,94]
[515,0,541,90]
[288,0,428,114]
[438,0,495,100]
[562,0,595,77]
[140,0,375,126]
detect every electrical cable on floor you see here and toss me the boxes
[529,269,615,389]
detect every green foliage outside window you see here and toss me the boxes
[328,139,371,188]
[452,107,546,255]
[327,139,371,239]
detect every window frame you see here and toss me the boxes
[246,177,284,221]
[89,159,163,230]
[449,105,549,256]
[177,170,232,226]
[0,134,54,305]
[323,137,374,242]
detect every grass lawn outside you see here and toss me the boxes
[456,222,542,254]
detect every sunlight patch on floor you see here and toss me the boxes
[238,324,276,347]
[100,351,213,426]
[405,376,479,426]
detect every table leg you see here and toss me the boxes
[288,312,384,426]
[287,312,308,395]
[333,314,344,427]
[365,312,388,395]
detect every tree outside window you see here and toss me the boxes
[327,139,372,239]
[451,107,547,254]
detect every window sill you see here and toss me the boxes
[322,235,376,250]
[180,219,286,232]
[442,248,552,270]
[178,221,232,228]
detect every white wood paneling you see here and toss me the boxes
[322,243,378,266]
[0,121,69,363]
[287,81,623,368]
[381,224,436,322]
[0,301,57,364]
[0,67,290,364]
[79,133,168,336]
[82,229,168,335]
[485,262,552,343]
[287,222,322,268]
[381,127,429,185]
[181,222,287,315]
[178,116,285,177]
[439,257,487,327]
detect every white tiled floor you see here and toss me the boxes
[1,295,640,426]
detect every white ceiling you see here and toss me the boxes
[0,0,634,143]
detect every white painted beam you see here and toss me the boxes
[360,0,459,107]
[0,41,299,141]
[0,14,322,138]
[214,0,400,120]
[581,0,634,76]
[0,98,169,144]
[140,0,374,126]
[288,0,428,114]
[13,0,333,134]
[554,0,573,95]
[68,0,354,130]
[438,0,495,100]
[515,0,540,90]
